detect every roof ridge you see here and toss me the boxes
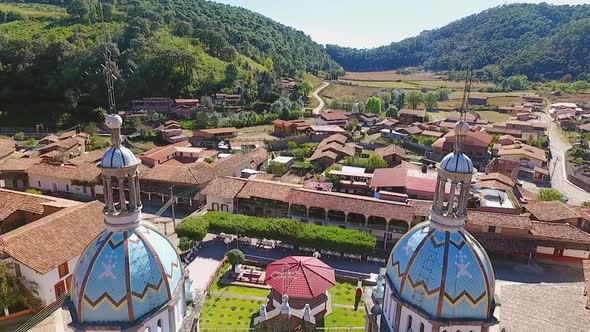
[0,201,98,242]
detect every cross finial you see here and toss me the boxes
[271,263,300,294]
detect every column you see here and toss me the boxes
[324,209,329,221]
[287,203,291,217]
[344,212,349,224]
[118,178,127,212]
[386,219,390,232]
[436,177,445,211]
[104,177,114,212]
[447,182,457,215]
[433,175,441,209]
[457,182,469,216]
[128,176,138,210]
[305,207,310,219]
[134,175,141,204]
[364,215,369,228]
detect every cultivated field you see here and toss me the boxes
[320,82,380,103]
[339,78,494,91]
[342,70,443,81]
[0,2,67,19]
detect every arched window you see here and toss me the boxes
[419,322,425,332]
[157,319,162,332]
[407,315,413,331]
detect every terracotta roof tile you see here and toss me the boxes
[408,199,432,217]
[288,188,414,222]
[369,166,407,188]
[320,112,349,121]
[0,189,52,221]
[525,201,581,222]
[236,179,300,201]
[530,221,590,243]
[27,162,100,183]
[0,201,105,274]
[374,144,406,159]
[467,211,531,230]
[498,143,547,162]
[200,177,247,200]
[399,109,426,117]
[0,138,15,158]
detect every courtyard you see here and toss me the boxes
[199,262,366,330]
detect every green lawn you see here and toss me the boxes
[328,279,361,305]
[427,110,511,123]
[321,306,366,328]
[208,263,269,298]
[200,296,264,330]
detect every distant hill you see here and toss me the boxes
[325,3,590,80]
[0,0,341,127]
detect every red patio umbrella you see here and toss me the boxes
[264,256,336,299]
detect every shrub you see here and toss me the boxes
[175,216,209,242]
[25,188,43,195]
[582,201,590,208]
[204,212,376,254]
[227,249,245,268]
[178,237,193,251]
[537,188,563,201]
[13,132,25,141]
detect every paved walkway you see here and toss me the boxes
[312,82,329,114]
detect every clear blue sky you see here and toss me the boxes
[212,0,587,48]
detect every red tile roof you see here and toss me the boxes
[288,188,414,222]
[320,112,349,121]
[236,179,300,201]
[265,256,335,299]
[525,201,582,222]
[200,177,247,200]
[369,166,407,188]
[530,221,590,243]
[0,201,105,274]
[399,109,426,117]
[467,211,531,230]
[374,145,406,159]
[0,189,52,222]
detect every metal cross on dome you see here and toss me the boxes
[271,263,300,294]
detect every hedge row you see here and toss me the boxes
[175,216,210,244]
[176,211,376,255]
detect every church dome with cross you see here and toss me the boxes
[68,114,188,332]
[381,121,497,332]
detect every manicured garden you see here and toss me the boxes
[200,263,366,329]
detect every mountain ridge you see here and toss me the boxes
[325,3,590,80]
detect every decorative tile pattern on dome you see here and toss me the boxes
[386,225,494,322]
[71,225,183,325]
[100,146,138,169]
[440,152,474,174]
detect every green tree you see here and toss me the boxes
[0,262,37,316]
[423,92,439,110]
[571,80,590,91]
[582,201,590,208]
[393,90,406,110]
[227,249,245,269]
[287,141,298,150]
[437,87,451,101]
[386,104,398,118]
[406,91,423,109]
[263,57,274,71]
[366,154,388,172]
[324,164,343,183]
[225,63,239,83]
[365,96,382,114]
[67,0,90,18]
[267,161,286,175]
[537,188,564,201]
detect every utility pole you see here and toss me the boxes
[170,185,176,228]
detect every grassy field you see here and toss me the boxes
[340,79,493,91]
[321,83,380,104]
[321,306,366,328]
[342,70,441,81]
[0,2,67,19]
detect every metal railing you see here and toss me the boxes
[15,291,70,332]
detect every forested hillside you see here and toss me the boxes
[0,0,341,127]
[326,3,590,80]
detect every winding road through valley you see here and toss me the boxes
[312,81,329,114]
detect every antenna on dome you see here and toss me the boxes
[99,1,117,115]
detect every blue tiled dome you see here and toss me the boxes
[440,152,474,174]
[386,223,495,322]
[100,146,138,169]
[71,225,182,325]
